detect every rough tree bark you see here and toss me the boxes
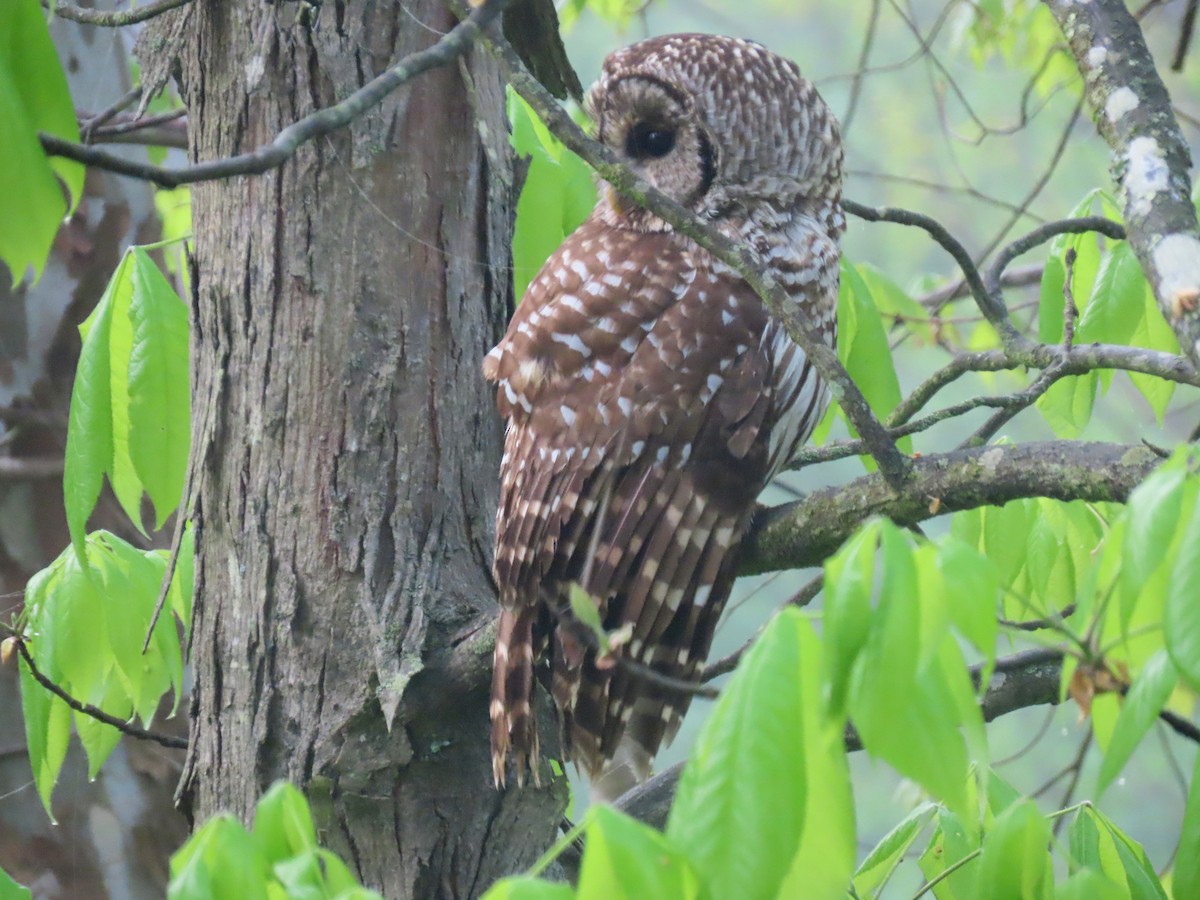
[177,2,565,896]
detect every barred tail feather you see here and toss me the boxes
[490,608,540,788]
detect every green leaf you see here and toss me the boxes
[856,264,936,345]
[1174,751,1200,898]
[0,0,84,280]
[822,520,879,718]
[127,248,191,528]
[168,815,270,900]
[776,621,855,899]
[1075,241,1146,348]
[1038,253,1067,344]
[1068,807,1120,884]
[1165,495,1200,691]
[852,802,936,897]
[568,583,608,649]
[72,682,128,781]
[668,609,847,900]
[170,521,196,639]
[50,552,106,697]
[849,524,971,820]
[918,809,981,899]
[105,254,146,534]
[1035,372,1097,438]
[837,262,909,460]
[18,651,71,819]
[1057,870,1128,900]
[1079,806,1168,900]
[974,800,1052,900]
[508,89,596,299]
[63,258,124,559]
[0,867,31,900]
[253,783,319,864]
[483,878,574,900]
[1097,650,1177,795]
[578,806,701,900]
[937,538,998,662]
[1127,284,1178,422]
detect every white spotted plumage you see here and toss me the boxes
[485,33,843,797]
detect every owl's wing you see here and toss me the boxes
[485,218,823,788]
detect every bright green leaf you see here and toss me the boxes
[1057,869,1128,900]
[63,258,124,560]
[1097,651,1178,795]
[578,806,701,900]
[0,868,31,900]
[1035,372,1097,438]
[1165,495,1200,691]
[1174,751,1200,898]
[0,0,84,280]
[483,877,574,900]
[837,262,909,460]
[1127,283,1178,422]
[128,248,191,528]
[974,800,1052,900]
[668,609,825,900]
[852,802,936,897]
[1038,253,1067,344]
[253,783,319,864]
[1076,242,1146,349]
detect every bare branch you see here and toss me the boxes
[1046,0,1200,368]
[6,634,187,750]
[618,646,1066,829]
[41,0,510,188]
[43,0,191,26]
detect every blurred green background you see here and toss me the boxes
[554,1,1200,889]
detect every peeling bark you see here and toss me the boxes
[179,3,564,897]
[1045,0,1200,368]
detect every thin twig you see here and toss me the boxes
[1172,0,1200,70]
[41,0,510,188]
[89,107,186,139]
[79,88,142,141]
[985,217,1125,300]
[844,199,1010,337]
[841,0,882,136]
[1160,709,1200,744]
[9,636,187,750]
[1062,247,1079,349]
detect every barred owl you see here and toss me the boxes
[484,33,843,798]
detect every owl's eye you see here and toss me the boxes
[626,122,676,159]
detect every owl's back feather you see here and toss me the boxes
[486,32,842,796]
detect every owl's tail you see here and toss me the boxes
[490,608,540,788]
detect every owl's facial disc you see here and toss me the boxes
[596,76,718,215]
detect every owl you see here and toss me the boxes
[484,33,844,799]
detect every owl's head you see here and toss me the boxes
[587,33,843,228]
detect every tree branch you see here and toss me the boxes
[745,441,1160,575]
[7,635,187,750]
[41,0,510,188]
[43,0,190,26]
[617,647,1067,829]
[1045,0,1200,368]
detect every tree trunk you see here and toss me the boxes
[178,2,565,896]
